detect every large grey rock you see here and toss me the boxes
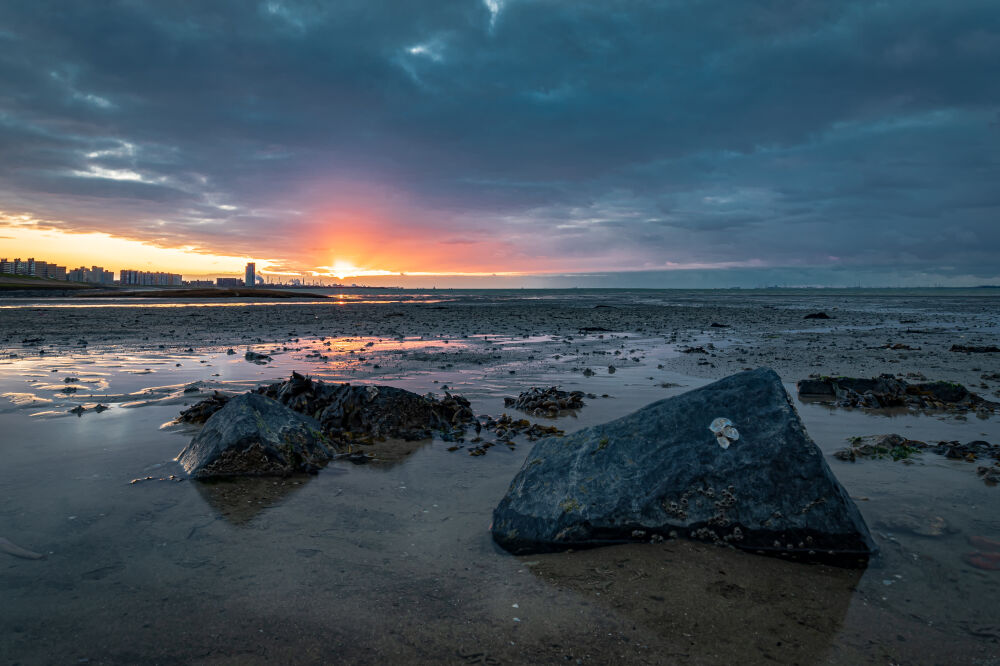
[492,368,876,565]
[177,393,332,478]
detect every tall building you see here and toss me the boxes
[68,266,114,284]
[1,257,67,280]
[45,265,67,280]
[245,262,256,287]
[120,269,182,286]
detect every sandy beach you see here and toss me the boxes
[1,288,998,664]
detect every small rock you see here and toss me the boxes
[503,386,585,417]
[177,393,332,478]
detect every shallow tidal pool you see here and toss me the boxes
[1,333,998,664]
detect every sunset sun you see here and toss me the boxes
[314,260,395,280]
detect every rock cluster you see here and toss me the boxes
[183,370,475,434]
[930,438,999,461]
[797,374,999,412]
[253,372,476,444]
[833,434,926,462]
[492,368,876,565]
[177,373,479,476]
[978,463,1000,485]
[458,414,565,457]
[503,386,585,417]
[833,432,999,485]
[481,413,563,442]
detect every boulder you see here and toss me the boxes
[491,368,876,565]
[177,393,332,478]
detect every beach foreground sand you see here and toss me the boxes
[0,289,998,664]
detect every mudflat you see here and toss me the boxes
[0,288,998,664]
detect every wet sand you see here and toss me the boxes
[1,289,998,664]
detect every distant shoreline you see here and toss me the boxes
[0,275,99,291]
[2,272,999,299]
[80,287,330,299]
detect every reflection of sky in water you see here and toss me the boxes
[0,327,999,662]
[0,298,453,309]
[0,334,484,417]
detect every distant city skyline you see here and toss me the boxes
[5,247,997,290]
[0,2,998,287]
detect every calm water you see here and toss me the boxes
[1,320,998,663]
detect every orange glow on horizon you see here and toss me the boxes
[0,215,261,276]
[2,208,750,282]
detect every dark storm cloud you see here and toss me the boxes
[0,0,998,282]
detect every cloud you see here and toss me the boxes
[0,0,997,283]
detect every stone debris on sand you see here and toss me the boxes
[503,386,585,417]
[491,367,876,565]
[244,350,272,363]
[797,374,999,412]
[833,434,999,484]
[833,433,927,462]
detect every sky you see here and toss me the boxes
[0,0,998,287]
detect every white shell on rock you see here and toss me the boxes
[709,417,740,449]
[709,417,732,434]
